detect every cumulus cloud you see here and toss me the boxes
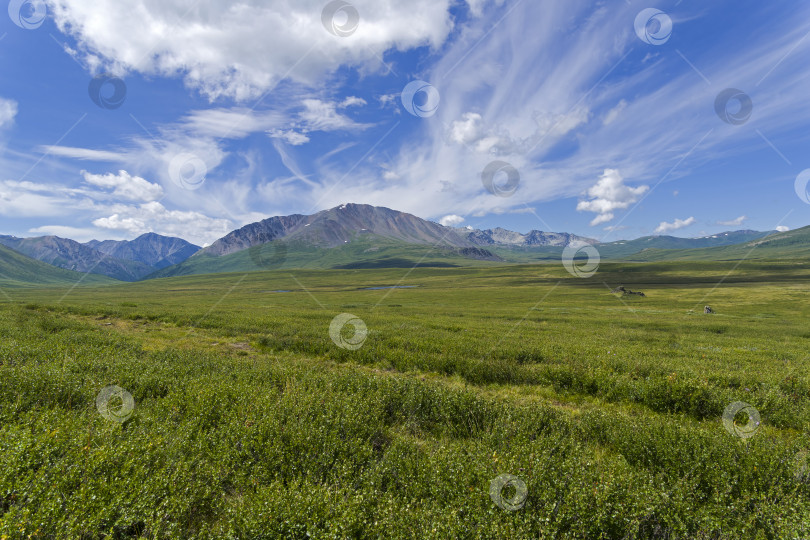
[0,177,230,245]
[48,0,464,101]
[655,216,696,234]
[0,98,18,128]
[717,215,747,227]
[82,170,163,202]
[776,225,789,232]
[576,169,649,226]
[439,214,464,226]
[447,112,514,154]
[92,201,232,245]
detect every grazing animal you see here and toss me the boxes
[611,285,646,297]
[704,306,713,314]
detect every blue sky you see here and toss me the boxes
[0,0,809,246]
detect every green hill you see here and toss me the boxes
[146,236,503,279]
[0,244,114,286]
[620,226,810,262]
[145,227,810,279]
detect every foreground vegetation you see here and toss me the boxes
[1,261,809,538]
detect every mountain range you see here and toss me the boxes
[0,203,797,284]
[0,233,199,281]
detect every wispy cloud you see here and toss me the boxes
[717,215,747,227]
[0,98,18,128]
[41,146,126,162]
[655,216,696,234]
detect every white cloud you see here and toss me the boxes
[602,100,627,126]
[465,0,491,17]
[298,98,371,132]
[447,110,588,156]
[82,170,163,202]
[576,169,649,226]
[0,179,90,217]
[0,178,230,245]
[439,214,464,226]
[776,225,789,232]
[265,98,371,146]
[340,96,367,108]
[179,108,288,139]
[717,215,747,227]
[49,0,462,101]
[447,112,512,154]
[267,129,310,146]
[92,201,232,245]
[0,98,18,128]
[28,225,110,242]
[41,146,127,161]
[326,2,810,229]
[655,216,696,234]
[19,2,810,240]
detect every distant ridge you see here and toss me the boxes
[458,226,595,247]
[0,232,199,281]
[85,233,200,269]
[0,243,112,285]
[0,204,798,281]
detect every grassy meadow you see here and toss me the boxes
[1,260,809,538]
